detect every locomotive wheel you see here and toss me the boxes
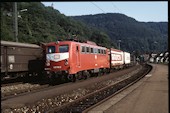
[94,73,98,77]
[98,69,103,76]
[72,74,76,82]
[83,74,87,80]
[49,74,57,85]
[61,75,69,83]
[76,72,83,80]
[98,72,102,76]
[107,69,111,73]
[68,74,76,82]
[83,71,90,80]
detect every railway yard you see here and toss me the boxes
[1,2,168,113]
[1,40,168,113]
[2,63,165,113]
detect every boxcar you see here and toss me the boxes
[1,40,44,80]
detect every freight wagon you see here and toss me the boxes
[1,39,133,83]
[1,40,45,80]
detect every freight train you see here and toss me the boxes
[45,40,133,82]
[1,40,135,82]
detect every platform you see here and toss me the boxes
[88,64,168,113]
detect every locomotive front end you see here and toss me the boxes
[45,42,70,79]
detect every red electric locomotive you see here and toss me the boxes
[45,40,110,82]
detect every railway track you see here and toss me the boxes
[1,76,51,100]
[47,64,152,113]
[1,65,134,100]
[1,83,49,100]
[1,82,23,87]
[2,64,147,113]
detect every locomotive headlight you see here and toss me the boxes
[46,60,50,66]
[65,59,68,65]
[47,62,50,66]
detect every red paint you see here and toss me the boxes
[46,41,110,74]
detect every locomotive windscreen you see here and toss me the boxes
[59,45,69,53]
[48,46,55,53]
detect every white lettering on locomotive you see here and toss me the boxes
[53,66,61,69]
[54,54,60,59]
[46,52,69,62]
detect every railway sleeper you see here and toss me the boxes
[49,64,151,113]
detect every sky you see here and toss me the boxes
[42,1,168,22]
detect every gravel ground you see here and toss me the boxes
[2,67,142,113]
[1,83,41,96]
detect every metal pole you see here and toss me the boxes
[154,41,158,54]
[118,40,121,50]
[13,2,18,42]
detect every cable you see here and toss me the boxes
[111,3,123,14]
[91,2,106,13]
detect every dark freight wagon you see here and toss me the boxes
[1,40,45,80]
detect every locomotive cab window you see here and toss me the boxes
[101,49,104,54]
[104,50,106,54]
[98,49,101,54]
[81,46,86,53]
[76,46,79,51]
[47,46,55,53]
[59,45,69,53]
[86,47,90,53]
[94,48,98,54]
[91,48,94,53]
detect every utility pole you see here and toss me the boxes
[13,2,18,42]
[153,41,158,54]
[118,40,121,50]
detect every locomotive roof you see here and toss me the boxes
[47,41,107,49]
[1,40,41,48]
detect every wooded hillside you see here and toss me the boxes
[1,2,113,48]
[1,2,168,53]
[72,13,168,53]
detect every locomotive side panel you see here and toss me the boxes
[93,48,109,69]
[69,43,109,74]
[69,43,80,74]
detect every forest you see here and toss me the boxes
[72,13,168,53]
[1,2,168,54]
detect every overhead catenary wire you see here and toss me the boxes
[91,2,123,15]
[111,3,123,14]
[91,2,106,13]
